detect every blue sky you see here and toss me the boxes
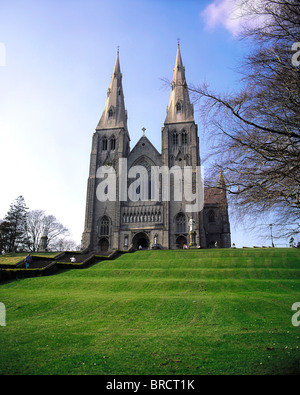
[0,0,289,247]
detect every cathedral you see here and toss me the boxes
[82,45,231,252]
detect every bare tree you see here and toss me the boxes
[26,210,45,252]
[188,0,300,235]
[42,214,70,250]
[50,238,78,252]
[26,210,70,251]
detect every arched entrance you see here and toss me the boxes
[132,232,150,250]
[176,235,187,249]
[99,237,109,252]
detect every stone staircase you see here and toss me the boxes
[0,249,126,283]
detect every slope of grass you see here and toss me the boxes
[0,248,300,375]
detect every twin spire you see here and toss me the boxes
[96,49,128,130]
[96,44,194,131]
[165,44,194,124]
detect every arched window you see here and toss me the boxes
[102,136,108,151]
[108,108,113,118]
[181,130,188,146]
[169,155,174,166]
[100,216,110,236]
[176,101,182,112]
[173,132,178,146]
[176,213,186,233]
[110,136,116,150]
[208,210,215,223]
[130,158,153,201]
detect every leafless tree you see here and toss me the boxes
[189,0,300,235]
[26,210,69,251]
[26,210,45,252]
[50,238,78,252]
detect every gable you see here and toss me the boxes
[128,136,161,168]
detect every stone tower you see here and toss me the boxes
[82,46,231,252]
[81,50,130,252]
[161,44,206,249]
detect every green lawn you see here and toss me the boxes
[0,248,300,375]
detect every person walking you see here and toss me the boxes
[25,254,32,269]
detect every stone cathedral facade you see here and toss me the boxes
[82,46,231,252]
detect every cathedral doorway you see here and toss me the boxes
[99,237,109,252]
[132,232,150,250]
[176,236,188,249]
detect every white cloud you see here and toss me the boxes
[201,0,265,37]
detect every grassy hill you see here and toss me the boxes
[0,248,300,375]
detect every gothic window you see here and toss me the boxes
[170,155,175,167]
[176,213,186,233]
[110,136,116,150]
[100,216,110,236]
[108,108,113,118]
[181,130,188,146]
[102,136,108,151]
[131,159,153,201]
[173,132,178,146]
[148,179,152,200]
[208,210,215,223]
[176,101,182,112]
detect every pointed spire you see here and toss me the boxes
[218,171,227,202]
[96,49,128,130]
[218,171,225,187]
[165,44,194,124]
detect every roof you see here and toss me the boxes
[204,187,224,205]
